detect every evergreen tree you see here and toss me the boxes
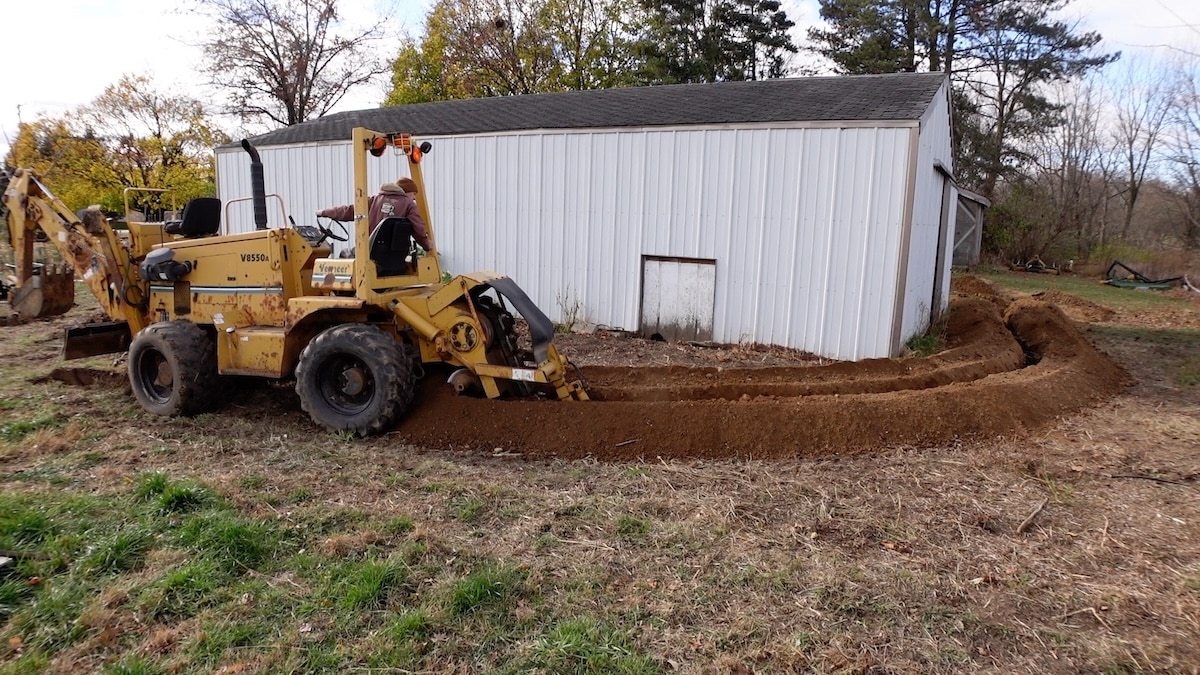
[637,0,797,83]
[808,0,1117,197]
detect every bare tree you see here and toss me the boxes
[191,0,392,127]
[1111,60,1173,241]
[957,7,1116,199]
[1023,80,1113,258]
[1166,54,1200,249]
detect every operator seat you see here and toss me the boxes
[369,217,414,277]
[165,197,222,238]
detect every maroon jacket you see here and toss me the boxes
[317,185,434,251]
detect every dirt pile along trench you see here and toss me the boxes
[1031,289,1117,323]
[393,279,1130,459]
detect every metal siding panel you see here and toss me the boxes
[647,132,673,257]
[615,132,642,330]
[242,121,922,360]
[707,132,736,340]
[821,129,852,358]
[902,145,947,340]
[591,133,614,321]
[815,130,841,357]
[863,129,910,357]
[871,130,900,358]
[757,129,785,345]
[717,130,753,344]
[743,129,766,343]
[796,131,832,353]
[900,80,954,343]
[846,128,874,359]
[779,131,805,347]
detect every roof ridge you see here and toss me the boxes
[223,73,947,149]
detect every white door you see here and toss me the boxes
[640,256,716,342]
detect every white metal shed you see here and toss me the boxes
[214,73,956,361]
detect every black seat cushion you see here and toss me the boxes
[165,197,222,237]
[369,217,414,277]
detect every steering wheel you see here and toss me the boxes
[315,217,350,244]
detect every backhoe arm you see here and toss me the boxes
[3,168,147,332]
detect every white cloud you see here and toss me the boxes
[0,0,421,159]
[1069,0,1199,56]
[2,0,1196,161]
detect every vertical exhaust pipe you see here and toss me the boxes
[240,139,268,230]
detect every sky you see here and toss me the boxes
[1,0,1197,161]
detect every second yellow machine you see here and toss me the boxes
[3,128,588,436]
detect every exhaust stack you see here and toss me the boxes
[240,139,268,230]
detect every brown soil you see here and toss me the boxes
[393,289,1130,460]
[9,275,1129,461]
[1032,289,1117,322]
[1,272,1195,673]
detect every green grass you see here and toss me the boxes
[1178,354,1200,387]
[450,495,487,523]
[384,515,415,535]
[237,474,268,490]
[78,527,154,575]
[0,415,60,442]
[334,558,409,609]
[138,559,226,621]
[0,472,658,672]
[191,618,273,668]
[0,503,56,548]
[156,483,212,513]
[101,656,164,675]
[7,578,91,651]
[449,563,524,616]
[616,515,650,544]
[386,609,431,642]
[287,486,314,503]
[1088,325,1200,387]
[528,617,659,674]
[905,332,942,356]
[133,471,171,500]
[974,268,1185,311]
[178,512,286,572]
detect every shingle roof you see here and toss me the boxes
[235,72,947,148]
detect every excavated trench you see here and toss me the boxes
[40,279,1129,460]
[393,283,1130,460]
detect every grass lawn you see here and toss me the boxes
[2,271,1199,673]
[974,266,1186,310]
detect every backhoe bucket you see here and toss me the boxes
[10,264,75,319]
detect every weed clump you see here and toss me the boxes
[530,617,657,674]
[334,558,409,609]
[449,564,523,616]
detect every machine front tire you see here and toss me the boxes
[128,321,220,416]
[295,323,414,437]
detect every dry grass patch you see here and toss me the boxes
[1,270,1199,672]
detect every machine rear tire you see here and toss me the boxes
[128,321,220,416]
[295,323,414,436]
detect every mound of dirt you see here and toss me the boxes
[392,292,1129,460]
[951,274,1002,298]
[31,367,127,388]
[581,298,1024,402]
[950,274,1019,313]
[1031,289,1116,323]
